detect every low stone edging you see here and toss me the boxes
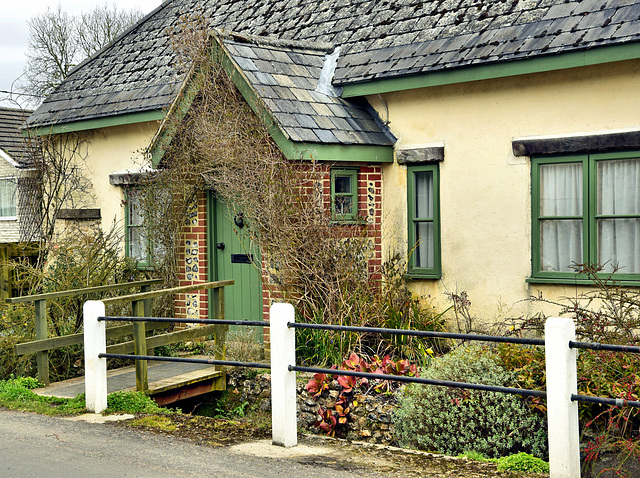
[227,370,399,446]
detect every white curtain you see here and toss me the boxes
[597,158,640,274]
[539,163,583,272]
[414,171,434,268]
[0,179,16,217]
[128,192,145,260]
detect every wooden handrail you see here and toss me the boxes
[14,322,170,355]
[5,279,163,304]
[102,280,234,305]
[8,278,162,385]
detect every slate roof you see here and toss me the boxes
[0,108,34,167]
[336,0,640,85]
[27,0,640,137]
[224,38,393,146]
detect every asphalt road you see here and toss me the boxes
[0,408,395,478]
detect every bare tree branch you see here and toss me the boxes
[19,5,143,101]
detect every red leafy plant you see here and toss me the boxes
[305,352,417,437]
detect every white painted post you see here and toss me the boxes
[545,317,580,477]
[84,300,107,413]
[270,302,297,447]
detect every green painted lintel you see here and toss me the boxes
[341,42,640,97]
[28,110,165,137]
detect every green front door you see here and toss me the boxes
[207,191,263,342]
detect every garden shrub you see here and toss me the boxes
[496,452,550,473]
[513,264,640,467]
[394,344,548,459]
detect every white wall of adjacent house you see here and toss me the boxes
[0,155,20,244]
[371,58,640,323]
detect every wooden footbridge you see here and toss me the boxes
[9,280,233,406]
[34,358,225,406]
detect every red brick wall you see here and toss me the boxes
[174,165,383,347]
[174,191,209,321]
[260,163,383,346]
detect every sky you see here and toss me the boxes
[0,0,161,109]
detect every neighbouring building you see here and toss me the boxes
[0,107,35,298]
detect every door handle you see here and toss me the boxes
[216,242,225,250]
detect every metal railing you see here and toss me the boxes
[83,302,640,478]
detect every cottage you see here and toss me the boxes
[25,0,640,333]
[0,107,35,298]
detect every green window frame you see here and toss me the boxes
[330,168,358,222]
[407,164,441,278]
[125,188,155,270]
[531,151,640,283]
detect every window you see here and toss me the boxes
[0,178,17,219]
[330,168,358,222]
[407,164,440,277]
[125,189,155,269]
[532,151,640,281]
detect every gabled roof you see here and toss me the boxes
[26,0,640,134]
[0,108,34,167]
[224,38,393,147]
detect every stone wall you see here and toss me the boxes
[227,370,399,446]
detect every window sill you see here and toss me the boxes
[0,216,17,221]
[404,272,442,281]
[330,219,366,226]
[527,277,640,287]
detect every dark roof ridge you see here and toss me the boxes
[0,106,33,114]
[217,29,335,53]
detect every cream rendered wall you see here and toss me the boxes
[370,59,640,324]
[78,121,158,239]
[0,157,19,243]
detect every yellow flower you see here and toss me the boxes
[427,348,434,355]
[353,400,359,407]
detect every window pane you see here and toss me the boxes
[540,219,583,271]
[414,171,433,219]
[335,195,353,215]
[540,163,582,216]
[598,218,640,274]
[0,179,16,217]
[129,226,145,260]
[128,193,144,226]
[598,158,640,215]
[334,175,352,194]
[415,222,434,268]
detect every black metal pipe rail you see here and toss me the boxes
[290,365,547,399]
[572,394,640,408]
[100,353,271,370]
[97,314,640,408]
[570,341,640,354]
[98,316,270,327]
[288,322,545,346]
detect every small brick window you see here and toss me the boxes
[330,168,358,222]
